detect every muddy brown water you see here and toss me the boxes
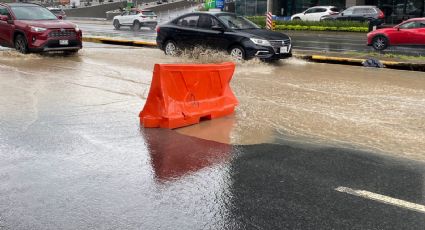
[1,44,424,161]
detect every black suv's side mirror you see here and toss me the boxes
[211,25,224,32]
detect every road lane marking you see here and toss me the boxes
[335,186,425,214]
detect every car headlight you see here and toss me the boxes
[30,26,47,32]
[75,25,80,32]
[250,38,271,46]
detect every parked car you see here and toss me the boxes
[321,5,385,24]
[156,12,292,61]
[291,6,340,21]
[113,9,158,30]
[367,17,425,50]
[47,7,67,20]
[0,3,82,54]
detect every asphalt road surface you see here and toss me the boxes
[0,43,424,229]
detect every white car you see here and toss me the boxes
[113,9,158,30]
[291,6,340,21]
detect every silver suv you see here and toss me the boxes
[321,5,385,24]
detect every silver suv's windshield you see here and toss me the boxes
[11,6,57,20]
[218,15,259,30]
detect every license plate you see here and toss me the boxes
[59,40,69,45]
[280,46,289,53]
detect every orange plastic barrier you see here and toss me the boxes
[139,62,238,129]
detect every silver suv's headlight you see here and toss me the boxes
[30,26,47,32]
[250,38,271,46]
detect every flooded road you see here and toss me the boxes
[1,44,425,229]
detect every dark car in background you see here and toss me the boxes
[321,5,385,25]
[156,12,292,61]
[0,3,82,54]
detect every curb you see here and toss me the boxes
[83,36,157,47]
[294,54,425,72]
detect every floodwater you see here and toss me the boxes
[1,44,425,229]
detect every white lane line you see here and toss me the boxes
[335,186,425,214]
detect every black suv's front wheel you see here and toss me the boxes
[15,34,29,54]
[229,45,245,61]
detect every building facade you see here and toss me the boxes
[235,0,425,23]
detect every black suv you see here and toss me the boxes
[321,5,385,24]
[156,12,292,61]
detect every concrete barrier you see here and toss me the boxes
[146,0,197,13]
[64,1,127,18]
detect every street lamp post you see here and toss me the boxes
[266,0,271,14]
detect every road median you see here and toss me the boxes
[294,52,425,72]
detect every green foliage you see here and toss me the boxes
[246,16,369,32]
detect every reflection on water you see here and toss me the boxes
[141,128,233,181]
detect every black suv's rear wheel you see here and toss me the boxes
[15,34,29,54]
[164,40,180,56]
[372,35,388,51]
[229,45,245,61]
[113,19,121,30]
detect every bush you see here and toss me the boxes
[246,16,369,32]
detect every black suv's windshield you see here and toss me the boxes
[11,6,57,20]
[218,15,259,30]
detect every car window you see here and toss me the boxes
[399,21,421,29]
[353,8,366,14]
[217,14,259,29]
[0,6,11,18]
[316,8,327,13]
[330,7,340,12]
[176,15,199,28]
[129,11,138,15]
[11,6,57,20]
[342,8,354,15]
[305,8,316,14]
[197,15,220,30]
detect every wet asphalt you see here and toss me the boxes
[0,44,424,229]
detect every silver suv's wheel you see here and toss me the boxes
[164,40,179,56]
[133,21,141,31]
[113,19,120,30]
[229,46,245,60]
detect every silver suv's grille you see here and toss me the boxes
[269,39,291,53]
[49,30,76,38]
